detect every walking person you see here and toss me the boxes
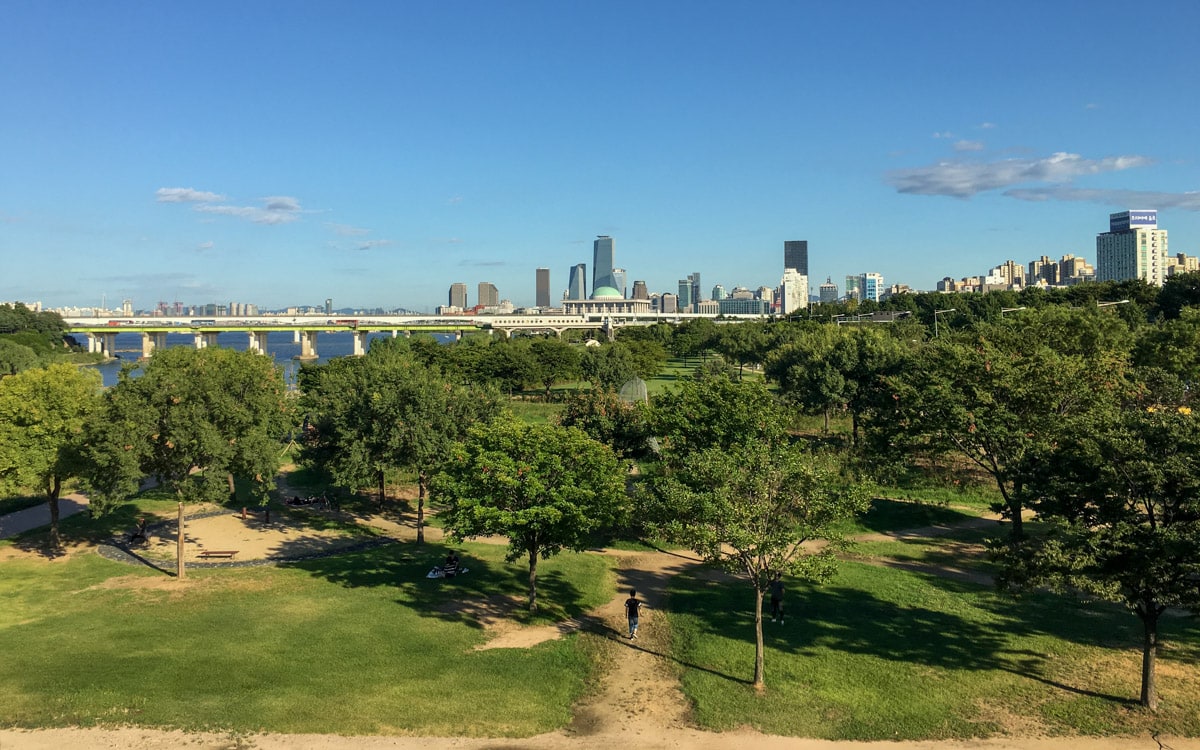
[625,589,643,639]
[769,572,784,624]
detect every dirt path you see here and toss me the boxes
[0,494,88,540]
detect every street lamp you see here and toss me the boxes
[1098,299,1131,308]
[1000,306,1026,316]
[933,308,956,337]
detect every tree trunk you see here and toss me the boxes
[753,587,765,690]
[416,470,426,545]
[998,482,1024,541]
[1140,605,1161,710]
[226,472,235,499]
[822,407,830,433]
[47,476,62,550]
[377,468,386,505]
[527,546,539,612]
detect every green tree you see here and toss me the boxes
[1132,308,1200,391]
[1002,407,1200,710]
[887,334,1122,540]
[646,375,865,689]
[650,375,787,455]
[0,364,101,548]
[301,342,501,541]
[433,419,629,611]
[714,322,769,379]
[557,389,652,459]
[105,347,293,504]
[580,342,637,392]
[0,339,40,376]
[529,337,581,398]
[1157,270,1200,320]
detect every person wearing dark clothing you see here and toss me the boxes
[625,589,643,639]
[769,572,784,624]
[442,552,460,578]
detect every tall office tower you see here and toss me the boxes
[780,269,808,315]
[631,280,649,300]
[676,279,692,311]
[535,268,551,308]
[448,282,468,308]
[688,272,703,306]
[568,263,587,300]
[658,293,678,313]
[860,272,884,302]
[819,277,838,304]
[784,240,808,275]
[711,284,726,301]
[1096,210,1168,286]
[477,282,499,308]
[612,268,628,298]
[325,298,333,315]
[592,236,618,292]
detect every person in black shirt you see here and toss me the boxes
[625,589,643,639]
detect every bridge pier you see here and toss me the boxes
[293,330,302,344]
[140,332,167,359]
[84,332,117,357]
[193,332,219,349]
[352,331,368,356]
[298,331,318,360]
[247,331,271,354]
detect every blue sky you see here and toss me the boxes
[3,1,1198,312]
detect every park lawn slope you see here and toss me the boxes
[0,541,614,736]
[666,560,1200,740]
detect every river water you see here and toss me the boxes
[84,331,449,387]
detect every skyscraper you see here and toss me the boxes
[689,272,702,307]
[448,282,468,309]
[568,263,587,300]
[784,241,808,275]
[592,236,617,293]
[1096,210,1168,286]
[780,269,808,315]
[535,268,551,308]
[676,279,692,311]
[631,280,649,300]
[611,268,627,299]
[819,277,838,304]
[478,282,499,308]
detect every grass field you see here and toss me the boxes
[666,560,1200,740]
[0,540,614,735]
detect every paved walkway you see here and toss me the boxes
[0,495,89,540]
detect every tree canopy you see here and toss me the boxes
[433,418,629,611]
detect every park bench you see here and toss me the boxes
[197,549,238,560]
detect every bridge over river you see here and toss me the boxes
[64,311,763,360]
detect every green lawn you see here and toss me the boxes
[832,497,989,537]
[0,541,614,735]
[666,560,1200,739]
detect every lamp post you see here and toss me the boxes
[1000,306,1026,317]
[1098,299,1131,308]
[933,308,956,338]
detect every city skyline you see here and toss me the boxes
[3,3,1199,311]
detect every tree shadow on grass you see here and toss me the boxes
[284,541,592,630]
[669,566,1138,703]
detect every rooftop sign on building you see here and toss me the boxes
[1110,210,1157,232]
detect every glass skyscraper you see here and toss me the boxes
[784,240,808,275]
[568,263,587,300]
[592,236,618,293]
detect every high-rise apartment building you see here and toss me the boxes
[784,241,808,275]
[592,236,617,293]
[711,284,726,301]
[478,282,499,308]
[568,263,587,300]
[1096,210,1168,286]
[448,282,468,309]
[535,268,551,308]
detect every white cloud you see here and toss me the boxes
[156,187,226,203]
[193,196,303,225]
[1006,187,1200,211]
[327,222,370,236]
[886,152,1153,198]
[447,196,464,204]
[953,140,985,152]
[979,122,996,129]
[196,241,214,250]
[932,131,955,139]
[355,239,395,251]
